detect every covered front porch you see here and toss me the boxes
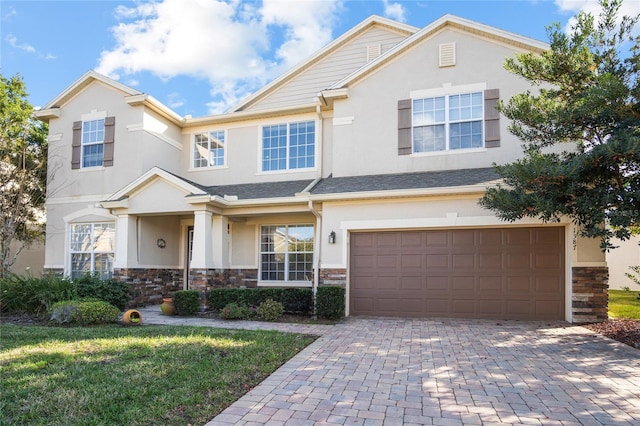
[101,168,321,306]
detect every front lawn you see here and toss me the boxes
[0,324,315,425]
[609,290,640,319]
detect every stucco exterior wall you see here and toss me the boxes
[9,241,45,276]
[331,28,540,177]
[607,236,640,290]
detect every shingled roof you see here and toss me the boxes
[310,167,500,194]
[165,167,499,202]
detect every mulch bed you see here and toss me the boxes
[582,319,640,349]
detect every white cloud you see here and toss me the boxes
[96,0,343,114]
[261,0,342,69]
[382,0,406,23]
[5,33,56,59]
[554,0,640,34]
[6,34,36,53]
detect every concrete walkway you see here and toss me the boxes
[136,307,640,425]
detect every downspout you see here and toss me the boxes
[309,200,322,318]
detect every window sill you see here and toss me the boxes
[257,281,312,288]
[188,166,229,172]
[410,147,487,157]
[255,167,317,176]
[76,166,106,172]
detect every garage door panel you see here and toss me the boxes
[535,276,563,293]
[453,254,475,268]
[401,232,423,247]
[426,276,449,290]
[350,227,565,320]
[452,276,475,291]
[507,229,534,245]
[535,252,562,268]
[426,254,448,268]
[400,276,423,290]
[452,230,476,246]
[478,276,503,292]
[479,253,502,269]
[506,276,532,292]
[452,300,476,314]
[401,254,423,268]
[535,228,564,245]
[426,231,448,246]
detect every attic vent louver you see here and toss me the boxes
[367,44,381,62]
[439,42,456,67]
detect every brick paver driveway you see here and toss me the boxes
[138,309,640,425]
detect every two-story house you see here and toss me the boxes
[35,14,608,323]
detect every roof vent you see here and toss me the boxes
[366,44,381,62]
[439,42,456,67]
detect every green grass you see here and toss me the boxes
[609,290,640,319]
[0,324,316,425]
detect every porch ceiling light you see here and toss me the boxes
[157,238,166,249]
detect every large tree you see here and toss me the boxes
[480,0,640,250]
[0,73,48,277]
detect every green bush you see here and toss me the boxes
[49,300,120,325]
[208,288,312,314]
[74,274,133,310]
[0,274,76,314]
[316,286,345,320]
[173,290,201,315]
[219,303,255,320]
[257,299,284,321]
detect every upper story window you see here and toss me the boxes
[397,87,500,156]
[262,120,315,172]
[193,130,225,168]
[82,119,105,167]
[413,92,483,152]
[72,115,115,170]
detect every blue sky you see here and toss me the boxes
[1,0,638,117]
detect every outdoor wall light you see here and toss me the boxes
[328,231,336,244]
[156,238,166,249]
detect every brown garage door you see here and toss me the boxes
[350,227,565,320]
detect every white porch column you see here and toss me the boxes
[191,209,215,269]
[114,214,138,268]
[212,215,230,269]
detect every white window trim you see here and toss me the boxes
[81,118,106,169]
[258,120,318,174]
[68,221,116,279]
[191,129,227,169]
[411,89,485,153]
[257,223,314,286]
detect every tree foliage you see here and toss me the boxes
[479,0,640,250]
[0,73,48,277]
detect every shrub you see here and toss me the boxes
[49,300,120,325]
[208,288,312,314]
[257,299,284,321]
[74,274,133,310]
[219,303,255,320]
[316,286,345,320]
[173,290,201,315]
[1,273,76,314]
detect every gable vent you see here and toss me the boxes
[439,42,456,67]
[366,44,381,62]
